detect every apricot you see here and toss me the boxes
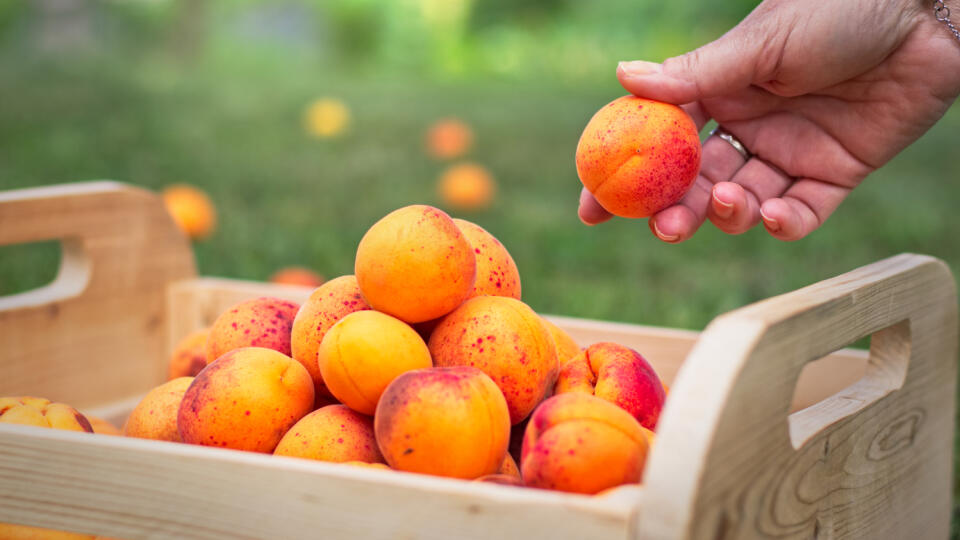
[162,184,216,240]
[576,95,701,218]
[541,318,580,366]
[86,415,122,436]
[124,377,194,442]
[0,397,92,432]
[355,205,476,323]
[0,400,96,538]
[438,163,496,211]
[641,426,656,448]
[554,342,665,430]
[304,97,350,138]
[452,218,520,300]
[0,524,95,540]
[375,367,510,479]
[270,267,325,288]
[274,404,384,464]
[168,328,209,380]
[318,311,432,415]
[205,297,300,364]
[426,118,473,159]
[521,393,648,494]
[499,453,521,480]
[290,275,371,399]
[343,461,391,470]
[428,296,558,424]
[178,347,314,453]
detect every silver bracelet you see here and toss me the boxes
[935,1,960,42]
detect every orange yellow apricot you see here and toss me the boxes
[355,205,476,323]
[274,404,384,464]
[375,367,510,480]
[205,297,300,364]
[453,218,521,299]
[124,377,194,443]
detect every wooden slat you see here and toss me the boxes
[0,425,635,540]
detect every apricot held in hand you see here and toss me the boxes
[178,347,314,453]
[318,310,432,415]
[521,392,649,494]
[554,342,666,430]
[355,205,476,323]
[576,95,701,218]
[205,297,300,364]
[375,367,510,479]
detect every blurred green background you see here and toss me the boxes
[1,0,958,533]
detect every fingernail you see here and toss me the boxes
[652,220,679,242]
[618,60,662,78]
[712,192,734,219]
[760,208,780,232]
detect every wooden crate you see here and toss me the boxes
[0,183,956,539]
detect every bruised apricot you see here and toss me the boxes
[453,218,520,299]
[429,296,558,424]
[375,367,510,479]
[291,276,371,400]
[178,347,314,453]
[576,95,701,218]
[274,404,383,464]
[355,205,476,323]
[168,328,209,380]
[205,297,300,364]
[0,397,92,432]
[521,393,648,494]
[162,184,217,240]
[554,342,665,430]
[318,311,432,415]
[438,163,496,211]
[124,377,194,442]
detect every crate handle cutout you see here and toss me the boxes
[787,319,909,449]
[0,238,90,312]
[640,254,958,540]
[0,182,196,407]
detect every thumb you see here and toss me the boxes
[618,30,762,104]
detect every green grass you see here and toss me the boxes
[1,53,958,532]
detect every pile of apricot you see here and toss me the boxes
[3,204,667,498]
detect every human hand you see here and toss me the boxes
[579,0,960,241]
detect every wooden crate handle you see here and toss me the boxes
[0,182,196,408]
[639,253,958,540]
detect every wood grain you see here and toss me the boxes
[0,182,196,409]
[0,424,636,539]
[640,254,958,540]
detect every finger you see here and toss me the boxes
[680,101,710,131]
[708,159,793,234]
[648,175,713,243]
[616,28,761,104]
[649,132,750,242]
[759,179,852,241]
[578,188,613,225]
